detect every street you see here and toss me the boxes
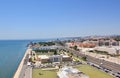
[61,46,120,75]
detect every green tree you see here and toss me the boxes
[71,53,73,56]
[54,51,57,55]
[73,45,78,50]
[29,58,32,62]
[81,56,87,61]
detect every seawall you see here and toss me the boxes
[13,48,32,78]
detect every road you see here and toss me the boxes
[87,56,120,72]
[60,46,120,73]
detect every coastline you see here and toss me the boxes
[13,47,32,78]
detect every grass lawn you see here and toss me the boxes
[75,64,114,78]
[32,68,57,78]
[32,65,114,78]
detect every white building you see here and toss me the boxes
[57,66,89,78]
[38,55,72,63]
[38,45,62,50]
[94,46,120,54]
[49,55,63,62]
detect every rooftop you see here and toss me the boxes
[57,66,89,78]
[38,55,49,59]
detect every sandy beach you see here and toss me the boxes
[13,48,32,78]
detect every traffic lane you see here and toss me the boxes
[63,47,120,72]
[87,56,120,73]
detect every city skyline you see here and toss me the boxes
[0,0,120,39]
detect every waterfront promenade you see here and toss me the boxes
[13,48,32,78]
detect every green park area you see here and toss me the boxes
[32,69,57,78]
[32,64,114,78]
[75,65,114,78]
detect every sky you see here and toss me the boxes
[0,0,120,39]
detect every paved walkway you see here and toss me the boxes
[13,48,32,78]
[24,67,32,78]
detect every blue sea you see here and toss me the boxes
[0,39,51,78]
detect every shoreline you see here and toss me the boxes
[13,47,32,78]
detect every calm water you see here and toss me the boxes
[0,40,29,78]
[0,40,50,78]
